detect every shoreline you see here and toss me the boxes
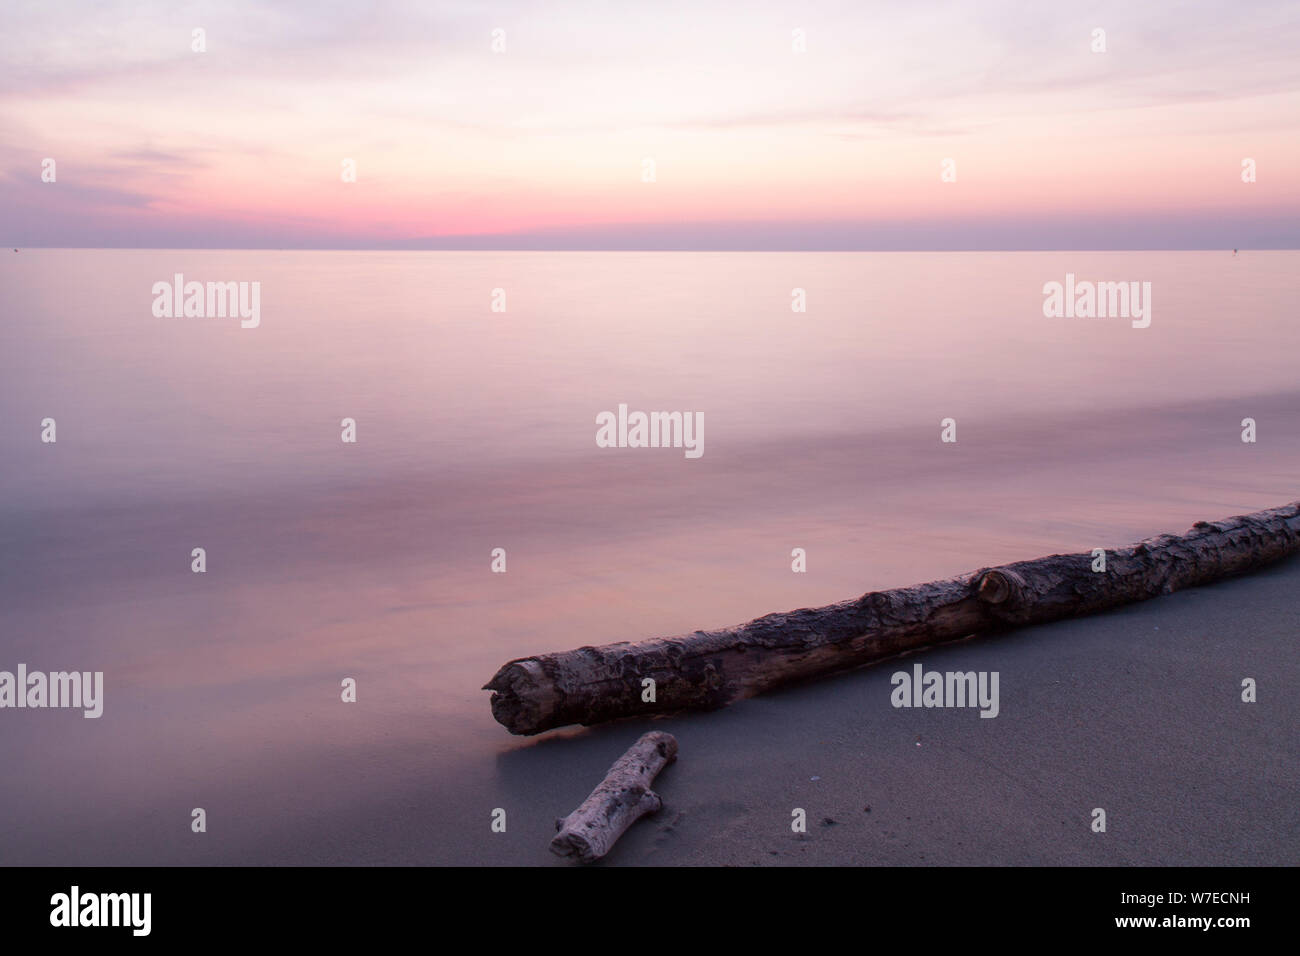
[2,554,1295,866]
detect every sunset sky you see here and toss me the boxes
[2,0,1298,248]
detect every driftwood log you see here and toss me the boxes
[551,731,677,863]
[486,501,1300,735]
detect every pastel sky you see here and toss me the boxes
[2,0,1298,248]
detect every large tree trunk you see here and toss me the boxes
[485,501,1300,735]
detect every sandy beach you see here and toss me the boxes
[3,547,1296,867]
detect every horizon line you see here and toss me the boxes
[6,245,1294,253]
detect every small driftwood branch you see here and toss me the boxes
[487,501,1300,735]
[550,731,677,863]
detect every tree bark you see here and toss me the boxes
[486,500,1300,736]
[550,731,677,863]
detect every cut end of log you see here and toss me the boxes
[483,658,559,736]
[549,829,598,863]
